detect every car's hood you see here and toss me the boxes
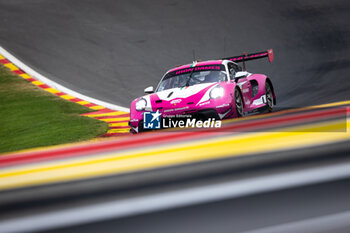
[156,83,215,101]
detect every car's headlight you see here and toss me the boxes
[210,86,224,99]
[136,98,147,111]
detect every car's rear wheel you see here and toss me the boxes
[265,82,273,112]
[235,89,244,117]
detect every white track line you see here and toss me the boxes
[1,162,350,233]
[0,46,129,112]
[239,210,350,233]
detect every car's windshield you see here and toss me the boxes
[156,65,227,92]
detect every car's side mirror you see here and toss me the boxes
[144,86,154,94]
[234,71,248,81]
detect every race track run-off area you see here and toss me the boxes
[0,49,130,137]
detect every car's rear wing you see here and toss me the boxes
[223,49,274,64]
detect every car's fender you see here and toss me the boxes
[245,74,276,110]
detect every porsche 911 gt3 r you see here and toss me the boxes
[129,49,276,133]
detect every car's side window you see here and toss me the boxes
[228,62,243,80]
[228,63,236,80]
[233,63,241,72]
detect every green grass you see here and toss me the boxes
[0,65,109,153]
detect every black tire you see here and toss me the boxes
[265,82,273,112]
[138,121,145,133]
[234,88,244,117]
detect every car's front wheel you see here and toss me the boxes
[235,89,244,117]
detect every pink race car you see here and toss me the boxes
[129,49,276,133]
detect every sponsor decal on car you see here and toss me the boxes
[170,99,182,105]
[174,65,222,75]
[216,103,230,108]
[252,95,266,105]
[164,109,174,113]
[199,101,210,106]
[175,106,189,111]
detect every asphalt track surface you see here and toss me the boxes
[1,0,350,232]
[0,0,350,108]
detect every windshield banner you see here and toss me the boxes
[167,65,225,78]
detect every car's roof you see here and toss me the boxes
[167,60,225,74]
